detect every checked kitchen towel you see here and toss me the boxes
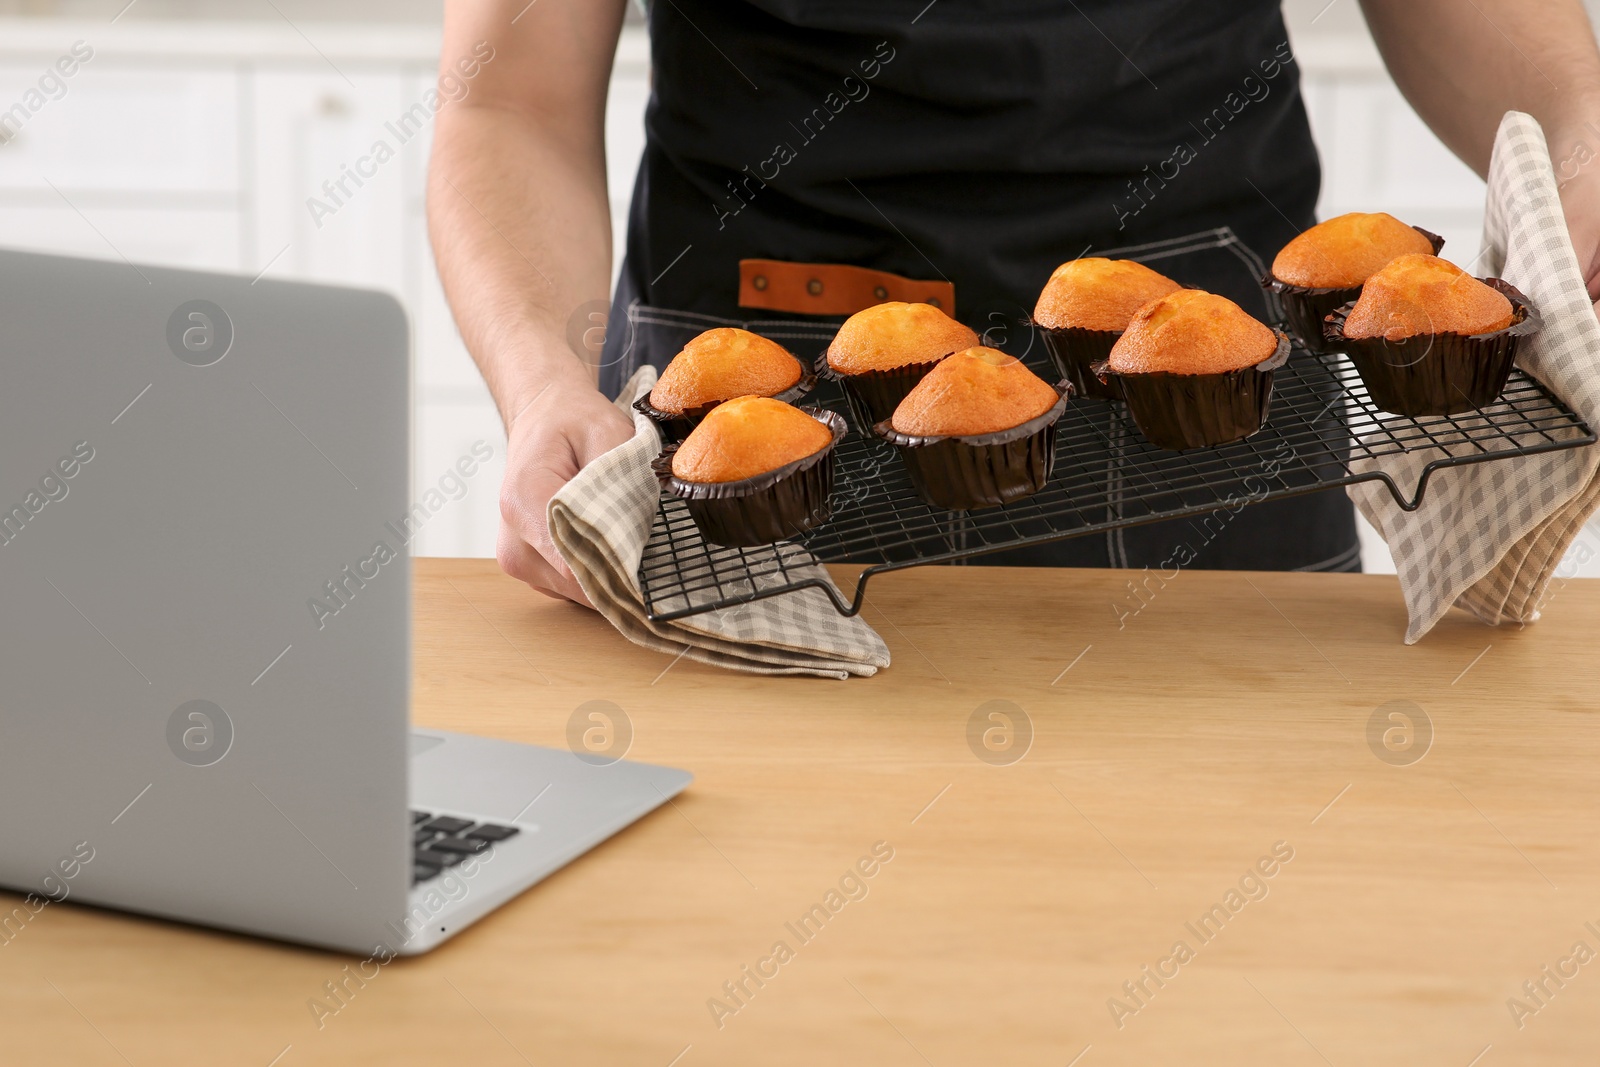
[1349,111,1600,642]
[548,366,891,679]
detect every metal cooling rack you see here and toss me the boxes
[637,347,1595,621]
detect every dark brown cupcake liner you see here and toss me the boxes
[815,352,950,435]
[633,368,816,445]
[870,383,1072,511]
[1092,331,1290,451]
[651,408,845,547]
[1262,226,1444,354]
[1322,278,1541,417]
[1037,324,1123,400]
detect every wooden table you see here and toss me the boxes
[5,558,1600,1066]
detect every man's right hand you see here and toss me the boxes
[496,377,635,607]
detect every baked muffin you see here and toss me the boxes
[636,328,811,443]
[1263,212,1443,353]
[1341,254,1515,340]
[1093,290,1289,450]
[1109,290,1279,374]
[672,396,834,483]
[1325,254,1538,416]
[874,347,1070,510]
[654,396,845,547]
[891,347,1062,436]
[820,302,979,431]
[1034,258,1183,333]
[1033,258,1183,400]
[1272,213,1439,289]
[826,301,979,374]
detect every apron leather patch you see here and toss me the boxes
[738,259,955,317]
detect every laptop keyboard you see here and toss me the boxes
[411,810,521,885]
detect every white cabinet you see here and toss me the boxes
[413,256,492,395]
[0,62,239,194]
[247,69,411,292]
[410,400,506,560]
[0,56,243,273]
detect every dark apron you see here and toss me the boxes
[599,0,1360,573]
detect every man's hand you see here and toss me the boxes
[497,379,635,606]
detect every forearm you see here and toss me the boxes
[1358,0,1600,176]
[427,104,614,427]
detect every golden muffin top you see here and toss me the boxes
[825,301,980,375]
[648,328,804,415]
[1107,289,1279,375]
[1341,254,1515,341]
[1033,257,1184,332]
[890,347,1060,437]
[670,396,834,484]
[1271,212,1437,289]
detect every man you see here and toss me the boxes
[429,0,1600,605]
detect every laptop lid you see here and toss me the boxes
[0,248,411,953]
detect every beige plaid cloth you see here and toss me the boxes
[548,367,891,679]
[1349,111,1600,643]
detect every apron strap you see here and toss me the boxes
[738,259,955,318]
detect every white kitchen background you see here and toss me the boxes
[2,0,1597,577]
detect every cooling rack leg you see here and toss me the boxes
[1370,470,1426,512]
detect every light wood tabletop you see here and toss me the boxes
[5,557,1600,1066]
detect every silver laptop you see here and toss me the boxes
[0,247,689,955]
